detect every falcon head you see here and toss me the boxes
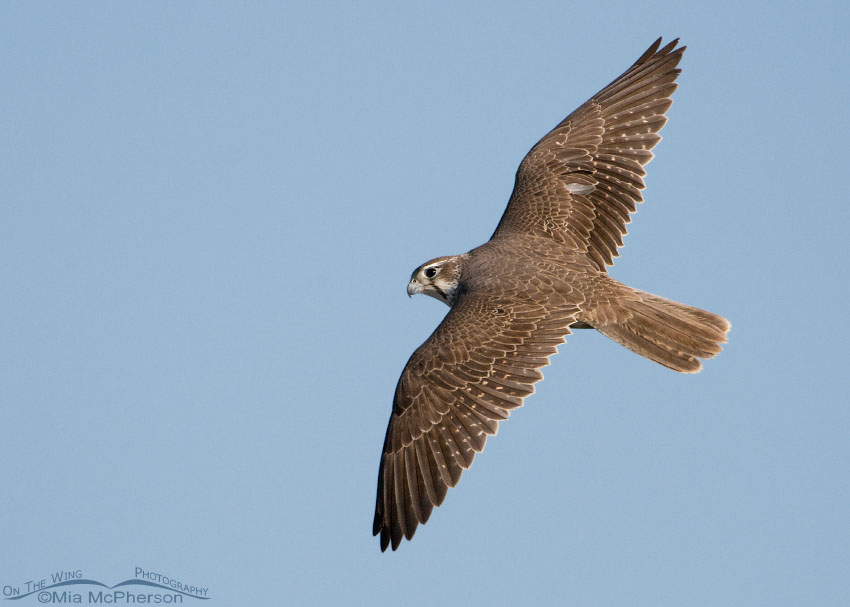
[407,256,463,306]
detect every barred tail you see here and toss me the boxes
[595,290,731,373]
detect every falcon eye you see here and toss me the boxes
[424,267,437,278]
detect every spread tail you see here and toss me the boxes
[593,289,731,373]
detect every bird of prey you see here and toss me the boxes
[373,38,730,552]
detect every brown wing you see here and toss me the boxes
[491,38,685,270]
[373,291,578,551]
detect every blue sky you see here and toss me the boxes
[2,1,849,605]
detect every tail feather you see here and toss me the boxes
[594,290,730,373]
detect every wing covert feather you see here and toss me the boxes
[373,292,578,551]
[492,38,685,270]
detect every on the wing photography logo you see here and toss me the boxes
[2,568,210,604]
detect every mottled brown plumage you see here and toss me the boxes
[374,38,730,551]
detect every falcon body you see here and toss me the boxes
[375,38,730,551]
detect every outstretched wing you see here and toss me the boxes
[492,38,685,270]
[374,291,579,551]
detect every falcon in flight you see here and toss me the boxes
[374,38,730,551]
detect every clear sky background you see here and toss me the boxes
[2,2,849,605]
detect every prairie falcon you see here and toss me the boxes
[374,38,730,551]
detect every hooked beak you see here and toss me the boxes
[407,280,422,298]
